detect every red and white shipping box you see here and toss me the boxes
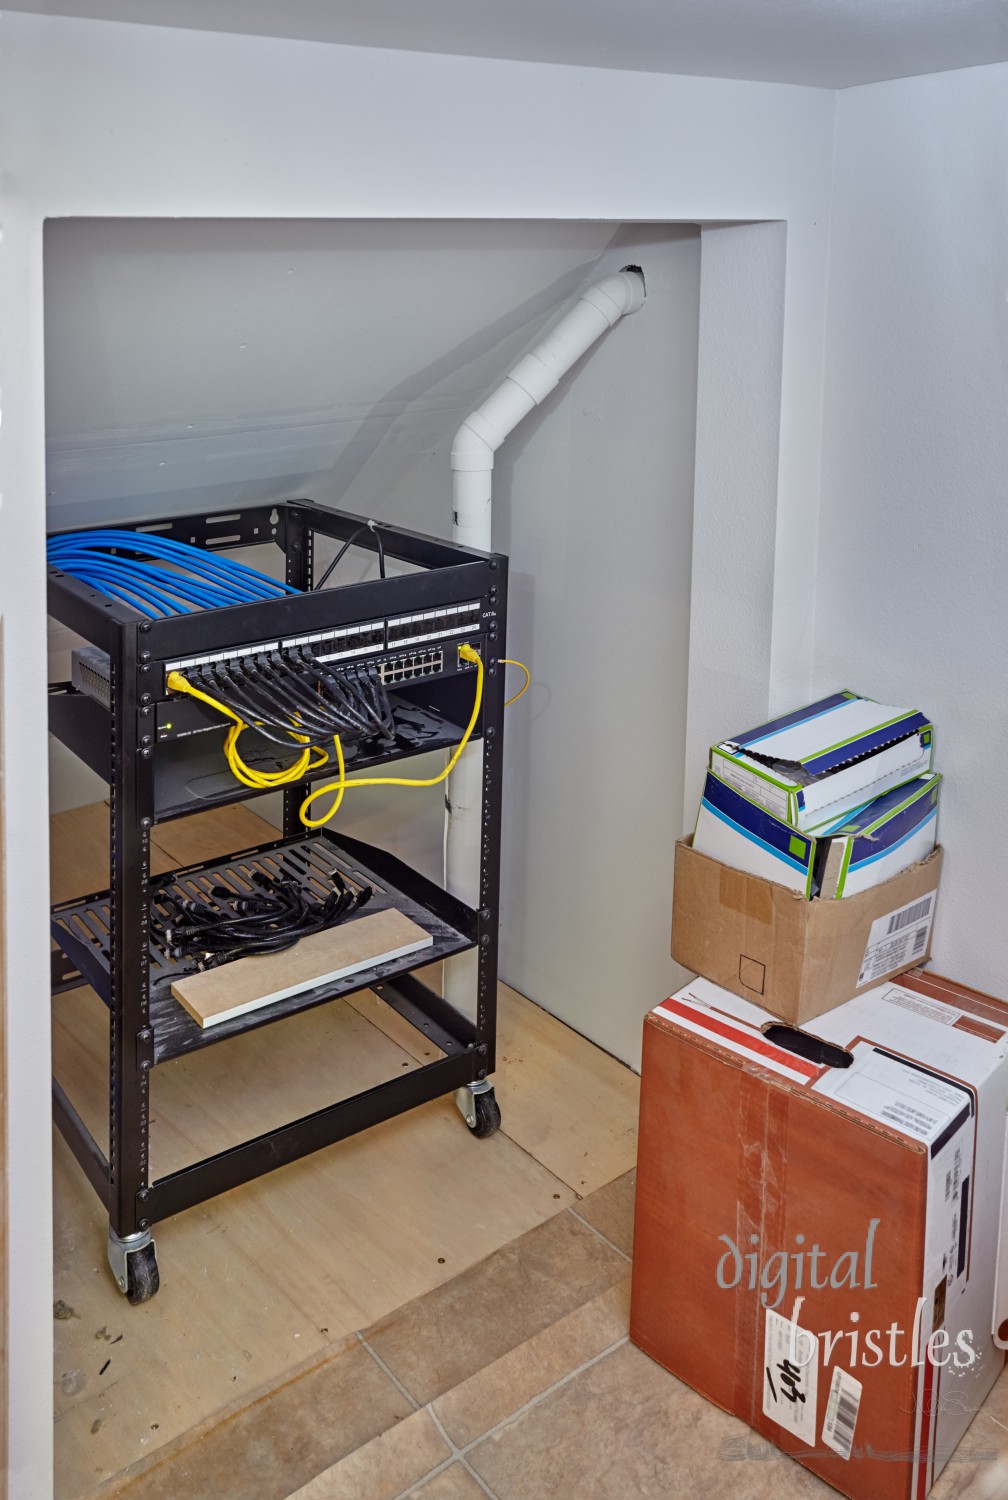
[630,969,1008,1500]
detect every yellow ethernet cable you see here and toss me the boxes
[169,644,526,828]
[501,657,530,706]
[299,643,484,828]
[165,670,330,790]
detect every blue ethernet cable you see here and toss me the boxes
[48,531,293,595]
[47,528,300,617]
[52,530,292,595]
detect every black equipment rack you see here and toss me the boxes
[48,499,507,1302]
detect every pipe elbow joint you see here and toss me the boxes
[450,419,494,472]
[582,268,646,325]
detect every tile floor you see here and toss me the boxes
[76,1169,1008,1500]
[52,804,1008,1500]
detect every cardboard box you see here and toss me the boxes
[630,971,1008,1500]
[712,692,934,832]
[671,836,942,1026]
[693,769,941,899]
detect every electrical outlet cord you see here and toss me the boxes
[151,867,373,968]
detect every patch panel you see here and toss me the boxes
[165,622,385,682]
[161,604,483,685]
[164,640,281,681]
[385,602,482,648]
[297,621,385,662]
[378,649,444,685]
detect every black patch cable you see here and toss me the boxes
[263,649,374,739]
[292,648,390,741]
[151,867,373,970]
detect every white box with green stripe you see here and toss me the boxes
[711,691,934,832]
[694,767,941,899]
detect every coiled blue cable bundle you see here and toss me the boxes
[47,529,300,618]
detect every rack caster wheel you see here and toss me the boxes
[126,1244,160,1305]
[454,1082,501,1139]
[108,1228,160,1305]
[470,1090,501,1138]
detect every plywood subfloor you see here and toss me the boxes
[348,986,640,1197]
[49,801,278,907]
[50,804,640,1500]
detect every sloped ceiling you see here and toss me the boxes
[44,218,655,528]
[8,0,1008,87]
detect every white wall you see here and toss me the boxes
[494,225,701,1062]
[0,196,52,1500]
[44,220,702,1068]
[42,219,627,531]
[0,14,835,1496]
[684,220,788,818]
[816,61,1008,1001]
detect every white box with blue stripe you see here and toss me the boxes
[694,767,941,899]
[712,692,934,832]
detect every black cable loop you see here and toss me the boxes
[150,867,373,969]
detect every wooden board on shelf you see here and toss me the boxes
[170,908,433,1028]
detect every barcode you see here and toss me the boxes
[888,897,933,934]
[911,926,929,955]
[822,1367,863,1461]
[945,1170,952,1202]
[831,1391,859,1459]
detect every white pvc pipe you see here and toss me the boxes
[450,269,646,555]
[444,268,646,963]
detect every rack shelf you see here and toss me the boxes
[48,499,508,1302]
[52,830,477,1062]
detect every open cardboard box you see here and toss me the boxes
[671,836,943,1027]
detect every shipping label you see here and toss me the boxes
[858,891,936,987]
[763,1309,819,1446]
